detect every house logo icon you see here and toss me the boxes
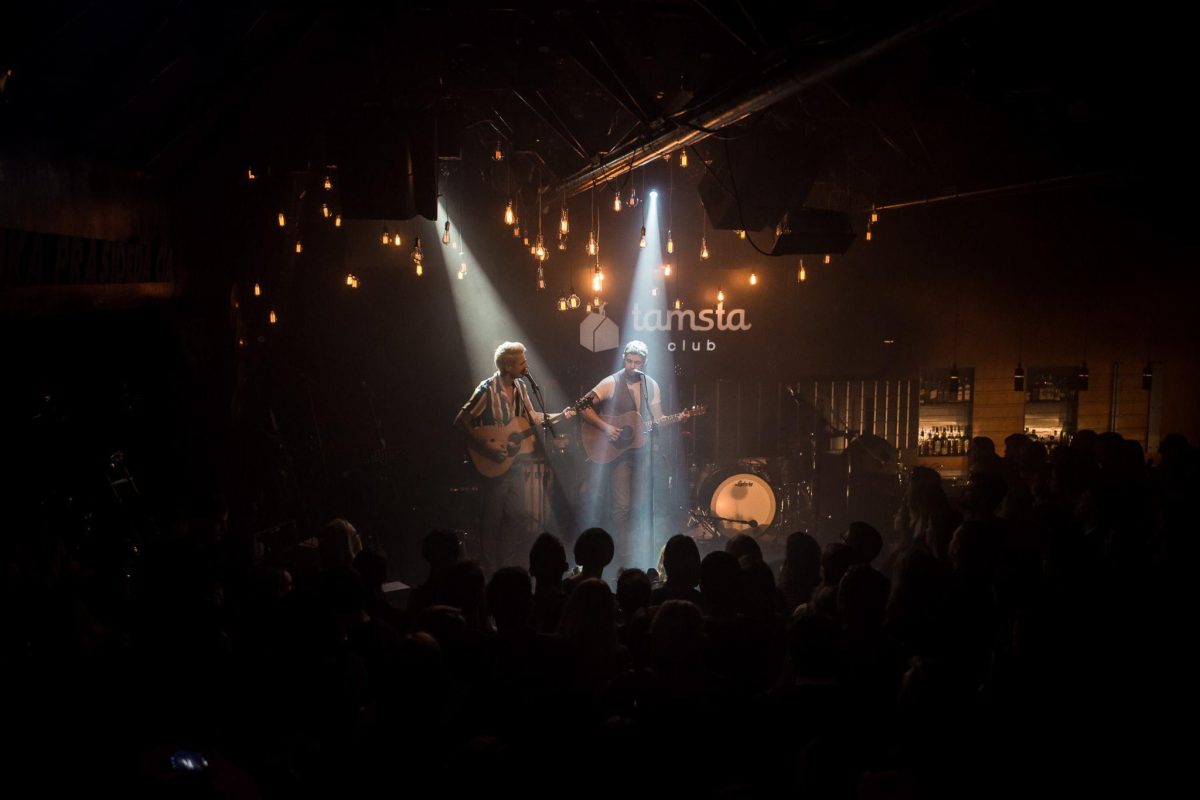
[579,309,619,353]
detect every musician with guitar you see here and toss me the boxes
[454,341,547,569]
[577,340,664,569]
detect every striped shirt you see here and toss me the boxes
[459,371,535,427]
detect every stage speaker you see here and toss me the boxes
[697,121,821,231]
[770,208,856,255]
[334,107,439,221]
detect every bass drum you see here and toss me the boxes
[698,467,778,536]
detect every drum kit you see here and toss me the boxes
[686,432,902,543]
[687,455,811,542]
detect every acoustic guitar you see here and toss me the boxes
[467,397,592,478]
[580,405,706,464]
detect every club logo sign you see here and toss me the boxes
[579,311,620,352]
[579,304,752,353]
[629,303,752,332]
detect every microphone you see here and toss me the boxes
[523,370,540,391]
[633,369,646,379]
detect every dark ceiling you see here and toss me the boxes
[0,1,1190,219]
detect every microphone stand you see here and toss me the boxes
[523,371,557,437]
[641,371,656,568]
[522,371,555,536]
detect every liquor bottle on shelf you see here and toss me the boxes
[963,378,972,402]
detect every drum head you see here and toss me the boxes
[700,468,777,534]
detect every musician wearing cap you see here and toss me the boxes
[579,340,662,568]
[454,341,544,569]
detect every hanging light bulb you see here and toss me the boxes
[322,203,330,218]
[717,287,725,303]
[639,226,647,248]
[797,259,807,283]
[613,192,622,212]
[269,310,278,325]
[679,150,688,168]
[866,228,873,241]
[346,273,354,287]
[512,225,520,238]
[824,254,831,264]
[700,237,709,259]
[295,240,303,254]
[247,169,257,181]
[392,232,402,247]
[870,206,879,223]
[324,175,332,191]
[667,230,674,254]
[381,228,391,246]
[651,287,658,296]
[493,141,504,162]
[523,235,530,247]
[586,231,597,256]
[536,265,546,290]
[440,221,449,245]
[750,272,758,286]
[535,234,546,260]
[456,268,465,281]
[585,300,593,314]
[568,291,581,309]
[558,235,567,251]
[737,229,747,240]
[674,297,682,310]
[334,214,342,228]
[504,200,515,226]
[557,295,569,312]
[627,187,638,208]
[663,263,672,277]
[277,212,286,228]
[253,282,262,297]
[592,271,602,293]
[415,263,423,277]
[412,236,423,268]
[560,207,569,235]
[459,260,467,278]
